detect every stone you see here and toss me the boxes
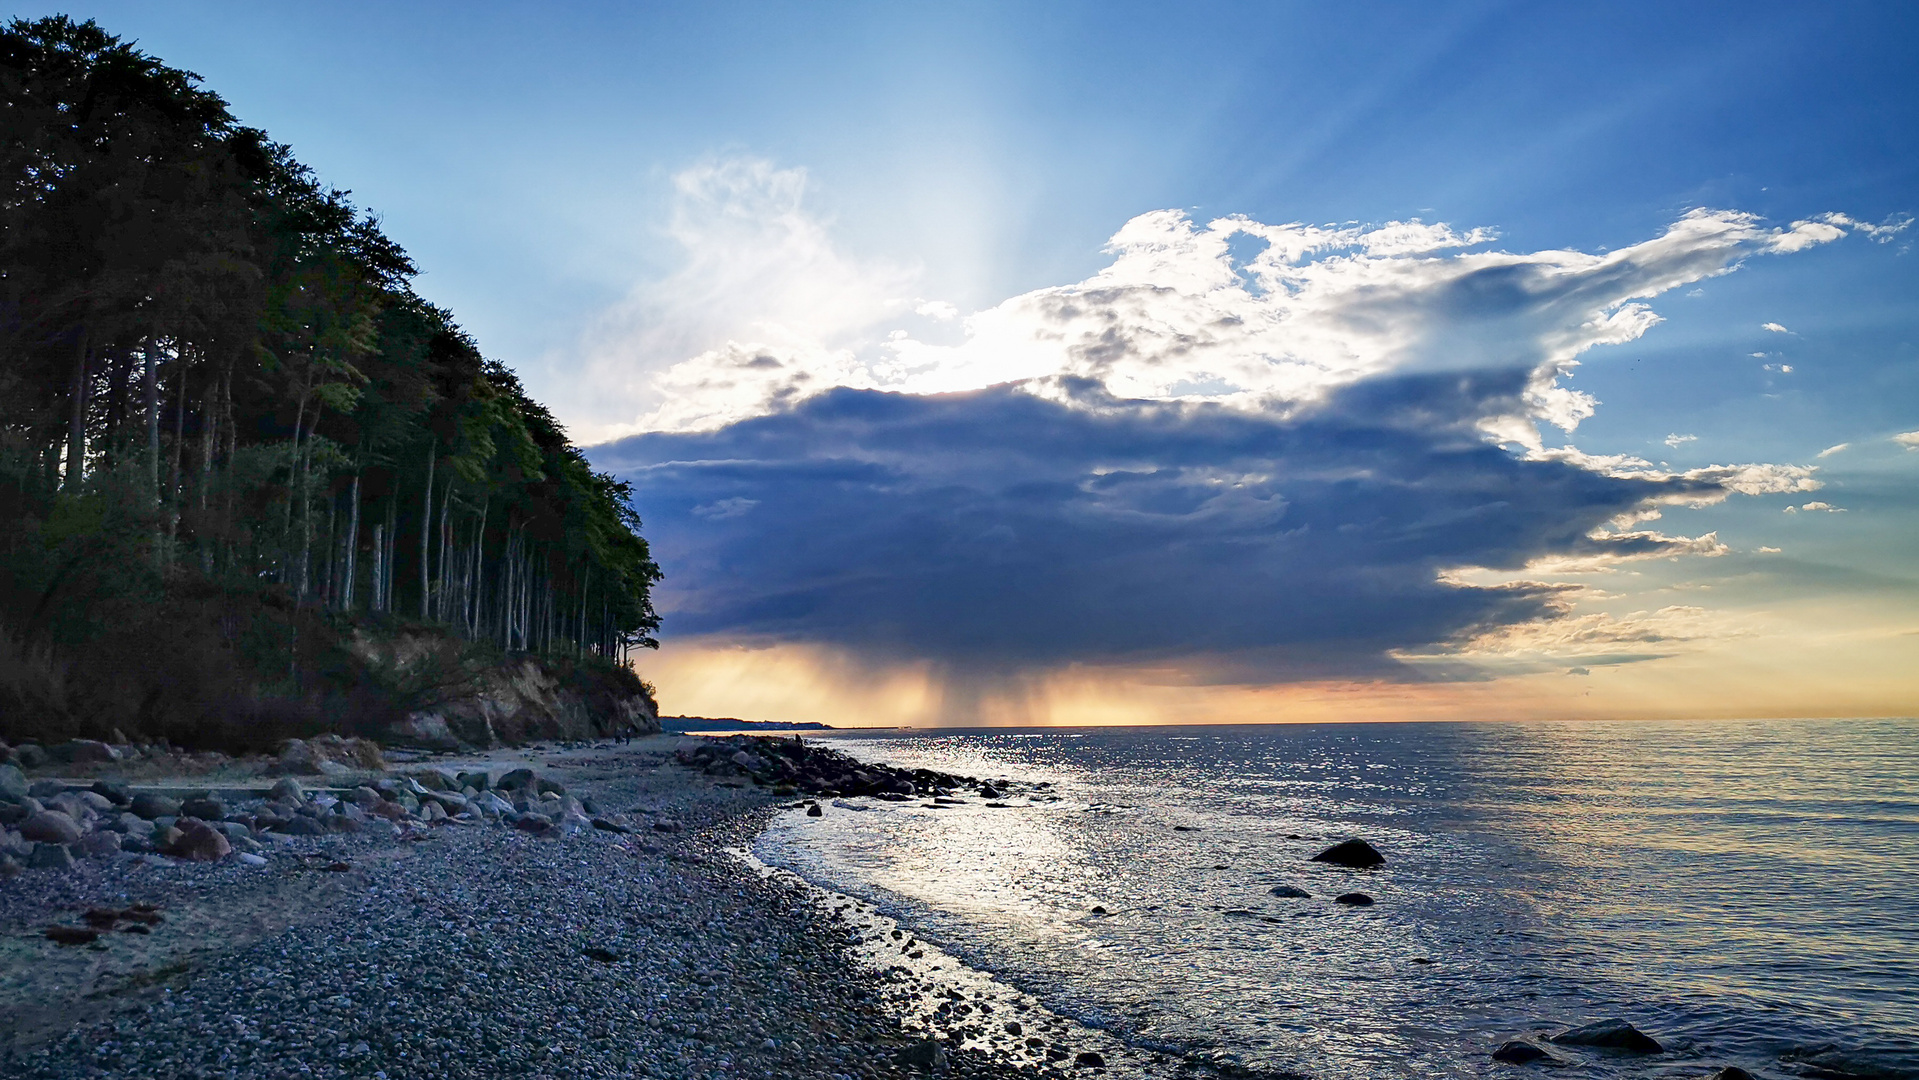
[476,792,514,816]
[0,803,25,826]
[1491,1041,1555,1065]
[20,810,83,846]
[806,803,824,817]
[420,801,447,822]
[13,744,47,769]
[274,815,327,836]
[1074,1051,1107,1067]
[268,777,304,801]
[315,760,353,779]
[59,739,121,764]
[114,812,145,834]
[497,768,536,791]
[413,769,454,792]
[79,830,122,857]
[591,818,630,834]
[130,793,180,820]
[652,819,683,833]
[89,779,131,805]
[180,797,225,820]
[457,771,489,791]
[1311,838,1385,868]
[28,842,75,870]
[169,820,231,861]
[1708,1069,1755,1080]
[0,764,27,802]
[324,813,362,833]
[28,779,65,799]
[895,1037,947,1073]
[1334,892,1375,906]
[44,923,97,944]
[1549,1019,1662,1054]
[236,852,268,867]
[349,786,382,808]
[1269,884,1312,898]
[1005,1021,1023,1036]
[535,778,567,798]
[513,815,553,835]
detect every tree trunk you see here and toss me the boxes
[343,470,361,610]
[63,332,90,490]
[420,441,435,619]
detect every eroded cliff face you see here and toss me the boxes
[351,633,659,750]
[394,658,660,749]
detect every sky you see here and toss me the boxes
[36,1,1919,725]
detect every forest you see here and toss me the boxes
[0,16,662,748]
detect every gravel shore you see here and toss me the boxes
[1,737,1149,1080]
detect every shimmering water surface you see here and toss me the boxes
[753,718,1919,1079]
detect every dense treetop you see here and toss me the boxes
[0,16,660,741]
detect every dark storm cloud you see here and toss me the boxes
[590,374,1733,679]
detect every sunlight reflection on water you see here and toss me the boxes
[756,718,1919,1080]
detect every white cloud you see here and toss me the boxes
[1409,604,1738,661]
[914,300,959,321]
[599,198,1866,440]
[1762,363,1794,373]
[1894,431,1919,451]
[1755,546,1781,554]
[1762,322,1791,333]
[562,157,921,440]
[1817,443,1850,458]
[1784,501,1845,513]
[691,497,760,520]
[1664,433,1697,448]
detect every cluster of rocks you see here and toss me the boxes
[1491,1018,1688,1068]
[0,755,653,879]
[676,735,1015,800]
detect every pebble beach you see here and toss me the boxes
[0,735,1151,1080]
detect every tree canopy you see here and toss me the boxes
[1,17,661,740]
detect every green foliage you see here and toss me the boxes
[0,17,662,746]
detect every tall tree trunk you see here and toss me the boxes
[343,470,361,610]
[419,441,435,619]
[167,352,186,556]
[63,332,90,490]
[144,338,160,505]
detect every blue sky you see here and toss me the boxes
[38,1,1919,722]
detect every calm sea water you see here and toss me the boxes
[753,718,1919,1079]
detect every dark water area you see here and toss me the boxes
[754,718,1919,1079]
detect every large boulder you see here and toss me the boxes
[89,780,132,806]
[0,764,27,802]
[1549,1019,1662,1054]
[130,793,181,820]
[27,842,74,870]
[1491,1041,1557,1065]
[56,739,120,764]
[180,797,226,821]
[1310,838,1385,868]
[268,777,304,802]
[79,831,122,858]
[20,810,82,846]
[168,820,231,862]
[496,768,537,791]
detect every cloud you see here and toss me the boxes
[1785,501,1845,513]
[561,157,922,441]
[1756,546,1781,554]
[1895,431,1919,451]
[1762,322,1791,333]
[1664,433,1698,448]
[624,205,1866,448]
[1817,443,1850,458]
[589,200,1863,682]
[1762,362,1794,373]
[597,377,1804,678]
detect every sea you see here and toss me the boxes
[751,718,1919,1079]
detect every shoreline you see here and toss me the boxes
[1,735,1152,1079]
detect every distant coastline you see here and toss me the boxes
[661,716,837,732]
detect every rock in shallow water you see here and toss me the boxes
[1492,1040,1557,1065]
[1549,1018,1663,1054]
[1269,884,1312,898]
[1334,892,1374,906]
[1310,838,1385,868]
